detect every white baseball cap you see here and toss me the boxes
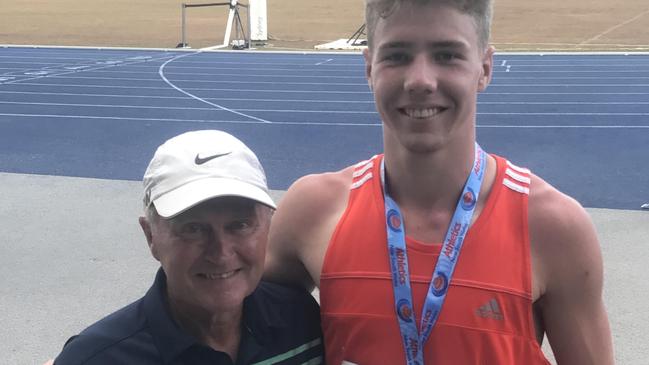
[143,130,276,218]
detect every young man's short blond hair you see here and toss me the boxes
[365,0,493,50]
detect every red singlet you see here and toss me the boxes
[320,154,551,365]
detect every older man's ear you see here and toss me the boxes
[139,216,160,261]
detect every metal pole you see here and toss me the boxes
[181,4,187,47]
[222,0,238,47]
[176,3,188,48]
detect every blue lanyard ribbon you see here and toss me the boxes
[383,143,486,365]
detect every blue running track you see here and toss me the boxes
[1,46,648,210]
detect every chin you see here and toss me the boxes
[400,136,447,154]
[202,291,248,311]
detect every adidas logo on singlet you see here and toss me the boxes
[475,298,504,321]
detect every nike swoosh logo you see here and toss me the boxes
[195,152,231,165]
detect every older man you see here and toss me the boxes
[54,130,323,364]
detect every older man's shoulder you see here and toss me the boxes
[256,281,319,306]
[54,299,152,364]
[254,281,321,329]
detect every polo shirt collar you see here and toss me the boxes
[242,281,289,342]
[236,282,289,364]
[143,268,196,364]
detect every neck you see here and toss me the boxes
[382,142,496,244]
[384,143,476,211]
[168,297,243,361]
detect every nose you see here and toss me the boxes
[404,54,437,95]
[203,231,235,260]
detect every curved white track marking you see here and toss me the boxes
[158,52,272,124]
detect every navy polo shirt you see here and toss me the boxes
[54,269,323,365]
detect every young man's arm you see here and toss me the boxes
[264,169,352,290]
[529,176,614,365]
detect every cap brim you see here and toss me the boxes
[152,177,276,218]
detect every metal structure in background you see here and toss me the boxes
[347,23,367,46]
[176,0,254,49]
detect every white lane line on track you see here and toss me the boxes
[0,53,176,85]
[2,113,649,129]
[494,76,649,80]
[158,51,272,124]
[479,112,649,116]
[10,62,649,76]
[490,83,649,87]
[485,92,649,95]
[5,101,649,116]
[492,70,649,74]
[315,59,334,65]
[41,70,365,79]
[2,82,375,94]
[478,125,649,128]
[0,91,376,103]
[0,101,377,113]
[479,101,649,105]
[39,75,371,86]
[11,65,649,77]
[10,63,646,73]
[19,67,649,78]
[5,81,649,97]
[0,113,376,126]
[24,75,649,87]
[4,101,649,116]
[7,91,649,105]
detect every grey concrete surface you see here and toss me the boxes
[1,172,647,364]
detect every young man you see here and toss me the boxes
[265,1,614,364]
[54,130,323,364]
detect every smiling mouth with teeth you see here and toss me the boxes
[401,107,445,119]
[198,270,240,280]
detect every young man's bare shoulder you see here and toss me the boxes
[528,173,594,240]
[265,167,355,288]
[279,167,355,219]
[527,173,602,294]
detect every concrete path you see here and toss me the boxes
[1,172,647,364]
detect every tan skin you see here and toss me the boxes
[43,198,271,365]
[265,2,614,365]
[140,197,271,362]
